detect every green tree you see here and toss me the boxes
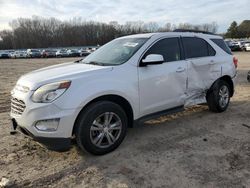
[225,21,239,38]
[237,20,250,38]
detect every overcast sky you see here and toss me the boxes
[0,0,249,32]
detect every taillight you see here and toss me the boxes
[233,57,238,68]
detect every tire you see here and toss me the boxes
[206,80,231,113]
[75,101,128,155]
[247,71,250,82]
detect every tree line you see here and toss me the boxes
[225,20,250,39]
[0,16,219,50]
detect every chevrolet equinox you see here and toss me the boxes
[10,30,237,155]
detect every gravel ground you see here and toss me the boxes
[0,53,249,188]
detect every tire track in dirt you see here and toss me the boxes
[12,162,89,187]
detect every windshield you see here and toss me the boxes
[80,37,148,66]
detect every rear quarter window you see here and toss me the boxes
[211,39,232,55]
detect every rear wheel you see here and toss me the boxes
[206,80,231,112]
[75,101,128,155]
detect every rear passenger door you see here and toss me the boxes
[138,37,187,116]
[182,37,218,101]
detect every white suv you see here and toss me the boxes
[10,31,237,155]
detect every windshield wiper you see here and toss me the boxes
[80,61,115,66]
[86,61,106,66]
[74,59,83,63]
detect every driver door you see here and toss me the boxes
[138,37,188,117]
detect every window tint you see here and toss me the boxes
[144,37,181,62]
[208,44,216,56]
[211,39,232,55]
[182,37,215,58]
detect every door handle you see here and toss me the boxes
[176,67,186,73]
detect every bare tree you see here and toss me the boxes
[0,17,219,50]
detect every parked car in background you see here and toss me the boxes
[90,47,98,52]
[225,41,241,51]
[243,43,250,51]
[236,41,245,49]
[79,48,91,56]
[11,31,237,155]
[67,49,81,57]
[238,41,250,51]
[27,49,41,58]
[41,49,57,58]
[0,51,10,59]
[56,49,69,57]
[11,51,27,58]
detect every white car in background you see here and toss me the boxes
[56,49,69,57]
[11,51,27,58]
[27,49,41,58]
[10,30,237,155]
[245,43,250,51]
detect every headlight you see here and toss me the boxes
[31,81,71,103]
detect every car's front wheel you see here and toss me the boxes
[206,80,231,112]
[75,101,128,155]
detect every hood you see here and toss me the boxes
[17,62,112,90]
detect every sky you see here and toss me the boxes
[0,0,249,33]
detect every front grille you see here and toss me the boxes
[11,97,26,115]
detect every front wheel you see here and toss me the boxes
[206,80,231,112]
[75,101,128,155]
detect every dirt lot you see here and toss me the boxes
[0,54,249,188]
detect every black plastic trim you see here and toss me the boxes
[173,29,216,35]
[10,119,71,151]
[134,105,184,125]
[34,137,71,151]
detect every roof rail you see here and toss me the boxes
[173,29,215,35]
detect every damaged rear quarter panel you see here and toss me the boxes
[184,56,223,106]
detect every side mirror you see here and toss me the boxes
[141,54,164,66]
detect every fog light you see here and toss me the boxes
[35,119,60,132]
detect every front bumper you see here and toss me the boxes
[10,102,79,138]
[10,89,81,150]
[11,118,71,151]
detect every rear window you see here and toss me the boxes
[211,39,232,55]
[182,37,216,58]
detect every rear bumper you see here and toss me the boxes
[11,118,71,151]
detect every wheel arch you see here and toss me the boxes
[209,75,234,97]
[219,75,234,97]
[72,94,134,136]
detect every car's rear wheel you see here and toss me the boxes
[75,101,128,155]
[206,80,231,112]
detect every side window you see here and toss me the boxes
[182,37,215,58]
[144,37,181,62]
[211,39,232,55]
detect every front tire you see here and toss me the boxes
[206,80,231,112]
[75,101,128,155]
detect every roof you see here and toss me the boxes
[119,31,222,39]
